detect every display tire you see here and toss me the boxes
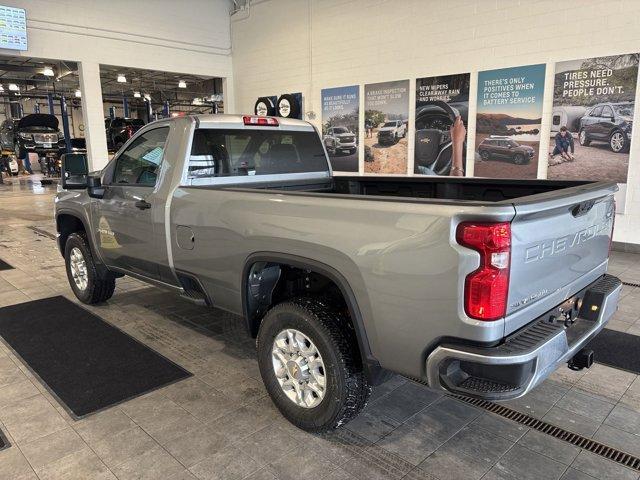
[513,154,525,165]
[64,232,116,304]
[257,296,370,432]
[276,94,301,119]
[254,97,276,117]
[480,150,490,161]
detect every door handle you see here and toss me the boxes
[134,200,151,210]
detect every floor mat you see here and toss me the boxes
[587,328,640,374]
[0,258,13,270]
[0,296,191,418]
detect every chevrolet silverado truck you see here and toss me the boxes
[377,120,407,145]
[55,114,621,432]
[323,126,357,155]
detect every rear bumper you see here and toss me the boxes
[425,274,622,400]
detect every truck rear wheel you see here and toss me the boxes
[256,296,370,432]
[64,233,116,304]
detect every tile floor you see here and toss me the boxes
[0,175,639,480]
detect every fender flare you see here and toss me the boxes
[241,252,382,380]
[55,210,100,260]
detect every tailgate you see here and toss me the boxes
[506,183,616,332]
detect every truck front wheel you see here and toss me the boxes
[64,233,116,304]
[256,297,370,432]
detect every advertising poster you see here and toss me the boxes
[547,54,638,184]
[321,85,359,172]
[364,80,409,174]
[415,73,470,175]
[475,64,546,179]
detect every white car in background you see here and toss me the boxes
[377,120,406,145]
[323,126,357,155]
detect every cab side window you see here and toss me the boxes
[591,106,603,117]
[112,127,169,186]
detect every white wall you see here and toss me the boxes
[3,0,234,169]
[10,0,233,78]
[231,0,640,245]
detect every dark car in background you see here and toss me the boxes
[105,117,145,151]
[0,114,65,159]
[477,136,534,164]
[579,102,633,153]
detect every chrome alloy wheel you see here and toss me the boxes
[69,247,88,291]
[610,132,625,152]
[271,328,326,408]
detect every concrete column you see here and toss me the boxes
[78,61,109,171]
[222,77,235,114]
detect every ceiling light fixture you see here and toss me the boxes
[75,89,81,98]
[0,85,4,92]
[133,91,141,98]
[43,66,54,77]
[144,93,151,101]
[8,84,18,91]
[178,80,186,88]
[117,74,127,83]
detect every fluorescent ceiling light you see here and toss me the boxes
[117,74,126,83]
[8,84,18,91]
[133,91,141,98]
[178,80,186,88]
[192,97,202,105]
[43,66,54,77]
[0,85,4,92]
[75,89,81,98]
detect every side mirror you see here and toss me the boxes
[87,175,105,199]
[60,153,88,190]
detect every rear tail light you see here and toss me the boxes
[125,125,134,138]
[243,115,279,126]
[456,222,511,321]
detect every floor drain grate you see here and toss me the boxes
[623,281,640,288]
[454,394,640,471]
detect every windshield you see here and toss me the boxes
[613,104,634,117]
[20,126,57,132]
[189,129,328,178]
[126,119,145,127]
[507,140,519,147]
[382,122,397,128]
[333,127,348,134]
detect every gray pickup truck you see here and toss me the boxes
[55,114,621,432]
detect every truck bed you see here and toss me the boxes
[215,175,606,206]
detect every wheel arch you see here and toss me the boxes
[55,211,100,262]
[241,252,384,383]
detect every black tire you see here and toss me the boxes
[579,129,591,146]
[254,97,276,116]
[276,94,301,119]
[64,232,116,304]
[480,150,490,161]
[257,297,370,432]
[513,154,525,165]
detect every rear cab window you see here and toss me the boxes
[185,128,329,185]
